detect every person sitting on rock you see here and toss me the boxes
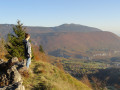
[23,33,32,68]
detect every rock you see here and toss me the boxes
[23,59,26,66]
[15,59,27,73]
[0,59,4,64]
[11,57,18,63]
[0,57,25,90]
[1,82,25,90]
[7,65,22,83]
[15,82,25,90]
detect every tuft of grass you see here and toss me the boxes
[23,60,91,90]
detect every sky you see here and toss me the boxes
[0,0,120,34]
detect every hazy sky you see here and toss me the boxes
[0,0,120,34]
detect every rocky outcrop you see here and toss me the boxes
[0,57,27,90]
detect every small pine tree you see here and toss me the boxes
[39,45,44,53]
[5,20,26,59]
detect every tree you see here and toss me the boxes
[39,45,44,53]
[5,20,26,59]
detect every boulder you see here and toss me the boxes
[0,57,26,90]
[0,59,4,64]
[11,57,19,63]
[0,82,25,90]
[7,65,22,83]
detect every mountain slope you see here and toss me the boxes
[23,60,91,90]
[31,31,120,58]
[0,56,91,90]
[0,24,120,58]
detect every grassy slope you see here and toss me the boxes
[23,60,91,90]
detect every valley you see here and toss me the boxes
[1,23,120,89]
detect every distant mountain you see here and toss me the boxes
[31,31,120,58]
[0,23,102,36]
[0,24,13,37]
[0,23,120,59]
[52,24,102,32]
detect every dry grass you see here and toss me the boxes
[23,60,91,90]
[81,75,92,89]
[0,39,7,60]
[32,45,48,62]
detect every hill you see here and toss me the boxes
[0,24,120,59]
[31,31,120,58]
[0,57,91,90]
[0,23,102,37]
[23,60,91,90]
[51,24,102,32]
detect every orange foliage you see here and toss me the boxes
[81,75,92,89]
[0,39,7,60]
[32,45,48,62]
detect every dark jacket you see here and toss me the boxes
[23,39,31,58]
